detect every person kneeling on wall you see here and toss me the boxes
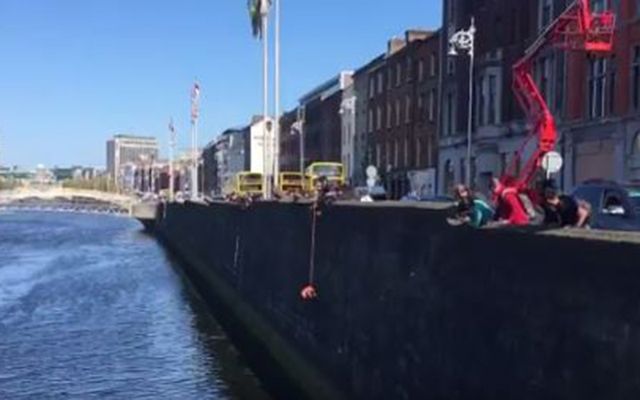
[452,184,494,228]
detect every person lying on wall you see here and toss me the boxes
[542,185,591,228]
[451,184,494,228]
[491,176,531,226]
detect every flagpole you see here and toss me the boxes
[168,120,175,202]
[273,0,281,190]
[191,83,200,200]
[261,8,271,200]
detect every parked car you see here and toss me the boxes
[572,180,640,231]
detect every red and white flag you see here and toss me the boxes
[191,82,201,124]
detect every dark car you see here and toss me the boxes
[572,180,640,231]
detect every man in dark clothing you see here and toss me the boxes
[543,187,590,228]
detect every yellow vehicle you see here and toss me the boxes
[278,172,304,195]
[304,162,345,192]
[227,172,264,198]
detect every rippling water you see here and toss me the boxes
[0,211,271,400]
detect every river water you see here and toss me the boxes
[0,211,272,400]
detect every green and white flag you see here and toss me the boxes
[247,0,271,38]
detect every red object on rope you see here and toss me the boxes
[501,0,614,194]
[300,284,317,300]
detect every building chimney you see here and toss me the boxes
[405,29,433,43]
[387,37,406,56]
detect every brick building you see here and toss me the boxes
[439,0,539,194]
[560,0,640,188]
[441,0,640,194]
[285,72,353,168]
[368,30,441,199]
[352,55,385,187]
[278,109,299,172]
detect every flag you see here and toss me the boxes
[168,118,176,142]
[248,0,271,38]
[191,82,200,124]
[291,120,302,135]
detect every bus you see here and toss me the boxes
[225,172,264,199]
[304,162,345,193]
[278,172,304,195]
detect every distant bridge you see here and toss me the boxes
[0,188,138,215]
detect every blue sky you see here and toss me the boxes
[0,0,442,168]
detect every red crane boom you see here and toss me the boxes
[504,0,615,190]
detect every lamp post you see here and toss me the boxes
[296,106,306,175]
[448,17,476,188]
[168,118,176,202]
[273,0,281,189]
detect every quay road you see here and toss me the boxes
[0,211,272,400]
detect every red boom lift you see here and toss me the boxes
[499,0,615,218]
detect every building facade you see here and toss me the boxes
[296,72,354,168]
[202,117,273,196]
[352,55,385,187]
[106,134,159,190]
[367,30,441,199]
[340,82,357,183]
[439,0,541,195]
[440,0,640,195]
[560,0,640,189]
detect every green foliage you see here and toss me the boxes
[61,177,117,193]
[0,178,16,191]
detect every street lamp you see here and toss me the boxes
[449,16,476,188]
[296,105,306,176]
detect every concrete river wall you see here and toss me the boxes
[154,201,640,400]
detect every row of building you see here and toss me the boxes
[204,0,640,199]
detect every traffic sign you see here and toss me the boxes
[541,151,563,173]
[366,165,378,179]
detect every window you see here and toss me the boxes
[404,139,409,167]
[405,95,412,123]
[417,94,424,121]
[369,77,375,99]
[477,76,485,126]
[444,159,454,193]
[588,58,607,119]
[385,142,391,168]
[386,102,392,128]
[634,132,640,155]
[460,158,466,187]
[376,143,381,167]
[488,75,497,124]
[406,57,412,82]
[591,0,606,13]
[418,60,425,82]
[395,99,401,127]
[633,46,640,111]
[388,68,393,89]
[447,58,455,76]
[444,91,455,135]
[368,109,373,133]
[537,57,551,101]
[376,106,382,130]
[539,0,552,30]
[396,63,402,86]
[394,140,399,168]
[415,137,422,167]
[429,89,436,122]
[430,53,437,77]
[608,56,617,115]
[377,72,384,94]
